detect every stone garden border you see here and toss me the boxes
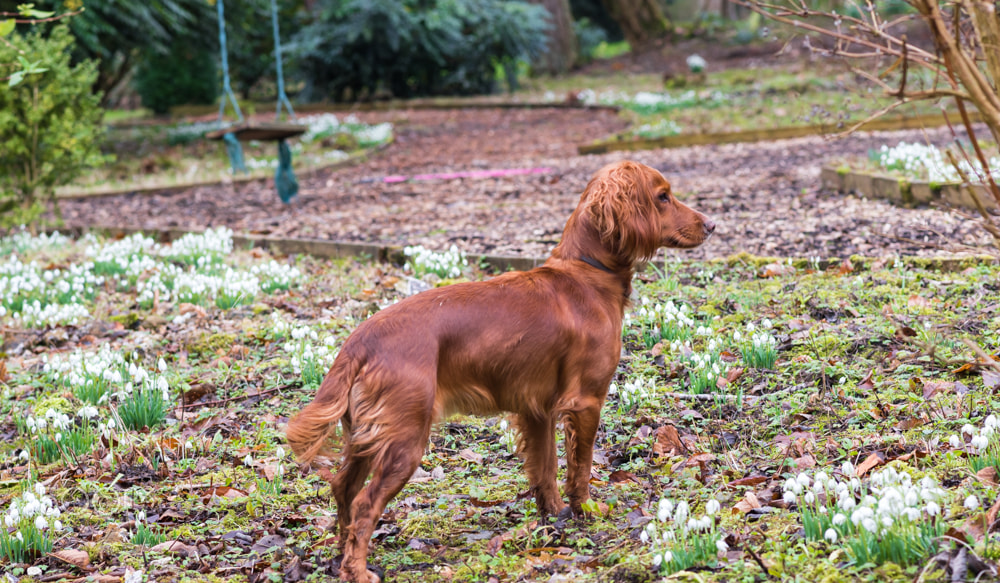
[52,226,998,274]
[578,112,983,155]
[820,165,1000,213]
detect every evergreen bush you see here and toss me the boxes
[290,0,550,101]
[0,24,105,227]
[133,43,219,115]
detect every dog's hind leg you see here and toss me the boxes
[330,439,371,557]
[517,414,565,516]
[340,425,429,582]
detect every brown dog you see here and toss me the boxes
[286,160,715,582]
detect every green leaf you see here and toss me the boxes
[17,4,54,19]
[0,19,15,37]
[8,70,25,87]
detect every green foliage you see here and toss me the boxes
[290,0,551,101]
[117,388,167,430]
[573,17,609,64]
[31,0,214,97]
[133,43,218,115]
[0,23,105,227]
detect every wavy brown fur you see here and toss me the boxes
[285,160,715,582]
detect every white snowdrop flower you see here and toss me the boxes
[925,501,941,516]
[158,358,167,372]
[841,461,855,477]
[833,513,847,526]
[136,510,146,523]
[27,567,42,577]
[276,446,286,460]
[35,515,47,530]
[804,491,815,505]
[156,376,169,393]
[850,477,861,492]
[904,507,921,521]
[861,517,878,533]
[949,435,962,448]
[986,414,998,430]
[53,519,62,531]
[962,424,976,436]
[964,495,980,511]
[34,483,45,497]
[639,529,649,544]
[663,550,673,564]
[674,501,689,524]
[972,435,989,451]
[824,528,837,543]
[19,450,30,462]
[783,491,797,505]
[658,499,673,522]
[796,473,811,488]
[814,471,829,486]
[705,499,720,516]
[716,539,728,553]
[243,454,254,467]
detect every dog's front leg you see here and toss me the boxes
[562,396,604,515]
[517,414,566,515]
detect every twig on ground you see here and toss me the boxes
[177,383,299,410]
[962,339,1000,374]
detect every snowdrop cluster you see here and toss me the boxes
[495,419,518,455]
[403,245,468,279]
[642,496,727,574]
[876,141,1000,184]
[161,227,234,263]
[627,297,696,348]
[949,414,999,474]
[0,483,62,561]
[608,376,658,412]
[635,119,682,139]
[686,349,730,394]
[948,414,998,454]
[784,464,949,566]
[734,320,777,369]
[1,228,70,253]
[686,54,707,72]
[574,88,723,115]
[283,324,338,386]
[298,113,394,148]
[43,346,170,406]
[0,254,102,327]
[250,260,301,293]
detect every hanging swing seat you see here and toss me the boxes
[205,121,306,142]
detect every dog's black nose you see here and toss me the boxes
[703,218,716,235]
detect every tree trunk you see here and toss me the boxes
[529,0,578,74]
[599,0,670,49]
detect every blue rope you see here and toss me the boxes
[271,0,295,121]
[275,140,299,203]
[216,0,243,124]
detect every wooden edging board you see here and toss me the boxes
[820,165,1000,213]
[61,225,997,274]
[578,111,984,155]
[54,143,388,201]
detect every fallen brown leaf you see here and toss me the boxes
[855,451,885,477]
[976,466,998,487]
[732,492,762,514]
[51,548,91,569]
[652,425,686,458]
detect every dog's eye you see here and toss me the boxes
[658,191,670,203]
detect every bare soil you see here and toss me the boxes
[59,107,998,261]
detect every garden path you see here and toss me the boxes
[60,107,995,260]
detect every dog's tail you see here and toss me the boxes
[285,355,360,464]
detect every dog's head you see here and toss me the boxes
[581,160,715,263]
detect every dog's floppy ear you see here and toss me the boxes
[583,161,661,262]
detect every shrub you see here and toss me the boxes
[290,0,550,101]
[133,42,218,115]
[0,24,105,227]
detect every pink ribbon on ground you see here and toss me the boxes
[381,167,553,183]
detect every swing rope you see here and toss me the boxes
[214,0,299,203]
